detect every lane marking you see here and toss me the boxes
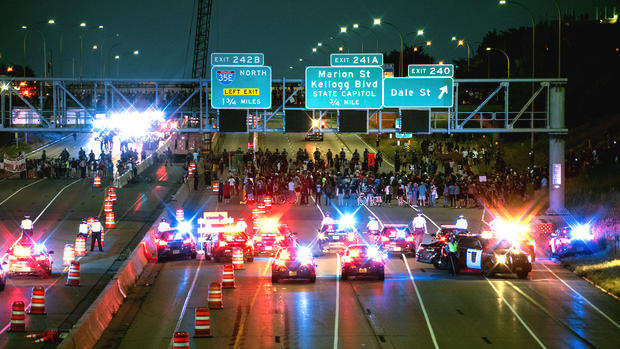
[485,277,546,348]
[0,178,46,207]
[504,280,595,347]
[311,195,325,219]
[169,258,204,348]
[333,253,341,349]
[34,179,81,224]
[233,261,271,349]
[401,254,439,349]
[539,262,620,329]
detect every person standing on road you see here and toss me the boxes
[90,218,104,252]
[411,211,427,251]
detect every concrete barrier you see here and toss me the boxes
[57,183,189,349]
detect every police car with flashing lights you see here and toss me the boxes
[317,219,359,254]
[377,224,416,257]
[548,224,598,257]
[341,244,385,280]
[156,222,197,261]
[271,246,316,283]
[1,234,53,278]
[253,221,297,256]
[450,235,532,279]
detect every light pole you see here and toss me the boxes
[451,36,471,72]
[499,0,536,148]
[340,25,365,52]
[551,0,561,77]
[486,47,510,78]
[353,23,379,53]
[112,50,139,77]
[373,18,405,76]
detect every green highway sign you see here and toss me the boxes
[408,64,454,78]
[211,66,272,109]
[211,53,264,66]
[305,66,383,109]
[383,77,454,108]
[330,53,383,66]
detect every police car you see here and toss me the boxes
[204,230,254,263]
[1,235,53,278]
[341,244,386,281]
[451,235,532,279]
[548,224,598,257]
[156,222,198,261]
[271,246,316,283]
[377,224,416,257]
[253,220,297,256]
[317,221,359,254]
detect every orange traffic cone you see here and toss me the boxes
[208,282,223,309]
[28,286,46,315]
[94,175,101,188]
[105,211,115,229]
[222,264,235,289]
[173,331,190,349]
[194,307,212,338]
[63,244,75,266]
[75,235,87,257]
[232,248,244,270]
[9,301,26,332]
[66,261,80,286]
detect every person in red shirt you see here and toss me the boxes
[223,181,231,204]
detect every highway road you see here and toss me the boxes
[0,162,183,347]
[90,134,620,349]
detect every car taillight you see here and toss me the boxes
[218,241,227,247]
[253,235,262,242]
[183,238,192,245]
[381,236,389,242]
[419,245,425,250]
[406,236,414,242]
[158,239,168,247]
[342,256,352,263]
[246,240,253,247]
[35,255,46,261]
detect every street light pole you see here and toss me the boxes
[551,0,561,77]
[451,37,471,72]
[355,24,379,53]
[486,47,510,78]
[373,19,404,76]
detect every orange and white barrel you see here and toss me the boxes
[9,301,26,332]
[194,307,212,338]
[105,211,115,229]
[173,330,190,348]
[213,182,219,193]
[221,264,236,289]
[176,208,184,222]
[28,286,46,315]
[104,198,113,213]
[107,186,117,203]
[74,235,86,257]
[232,248,244,270]
[66,261,80,286]
[207,282,223,309]
[63,244,75,266]
[94,175,101,188]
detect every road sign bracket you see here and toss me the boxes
[457,82,507,129]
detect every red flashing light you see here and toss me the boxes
[218,241,227,247]
[381,236,389,242]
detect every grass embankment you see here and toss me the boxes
[562,249,620,298]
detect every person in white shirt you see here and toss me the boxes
[158,218,171,234]
[321,213,335,231]
[78,219,89,237]
[366,216,381,243]
[411,212,427,250]
[456,214,468,230]
[90,218,104,251]
[236,218,248,233]
[21,215,33,237]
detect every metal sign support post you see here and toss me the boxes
[547,85,567,215]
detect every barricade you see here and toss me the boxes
[212,182,219,193]
[221,264,235,288]
[94,175,101,188]
[32,330,58,344]
[28,286,46,315]
[232,248,244,270]
[188,162,196,177]
[194,307,212,338]
[207,282,223,309]
[63,244,75,266]
[105,211,115,229]
[66,261,80,286]
[75,235,87,257]
[107,186,117,203]
[104,198,113,213]
[176,208,184,222]
[9,301,26,332]
[173,331,190,348]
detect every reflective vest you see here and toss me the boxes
[447,241,458,253]
[91,222,103,233]
[21,219,33,230]
[78,223,89,234]
[456,218,468,230]
[412,216,426,229]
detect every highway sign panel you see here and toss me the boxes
[203,211,228,221]
[408,64,454,78]
[330,53,383,66]
[211,66,272,109]
[383,77,453,108]
[305,66,383,109]
[211,53,264,66]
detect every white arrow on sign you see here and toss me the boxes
[438,85,448,100]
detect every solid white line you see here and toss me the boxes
[333,253,341,349]
[311,195,326,219]
[401,254,439,349]
[0,178,46,207]
[539,262,620,329]
[485,277,546,348]
[170,257,204,347]
[33,179,81,223]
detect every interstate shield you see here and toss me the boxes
[216,70,235,86]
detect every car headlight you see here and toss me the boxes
[496,254,507,264]
[318,232,325,239]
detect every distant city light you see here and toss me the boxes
[114,55,120,59]
[98,25,104,29]
[317,42,322,47]
[312,47,317,53]
[299,58,303,61]
[21,25,27,29]
[289,66,293,69]
[499,0,507,4]
[7,66,13,72]
[338,46,344,52]
[92,45,98,50]
[458,40,464,46]
[438,61,444,64]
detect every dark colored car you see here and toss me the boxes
[416,238,448,269]
[548,225,598,257]
[205,231,255,263]
[317,223,359,254]
[253,222,297,256]
[1,235,53,278]
[271,246,316,283]
[453,236,532,279]
[341,244,385,281]
[378,224,415,257]
[157,231,197,261]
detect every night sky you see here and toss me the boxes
[0,0,616,78]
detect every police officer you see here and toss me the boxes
[456,214,468,230]
[446,234,459,275]
[21,215,34,238]
[158,218,171,234]
[236,218,248,234]
[90,218,104,252]
[366,216,380,244]
[78,218,89,237]
[320,212,335,232]
[411,211,427,250]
